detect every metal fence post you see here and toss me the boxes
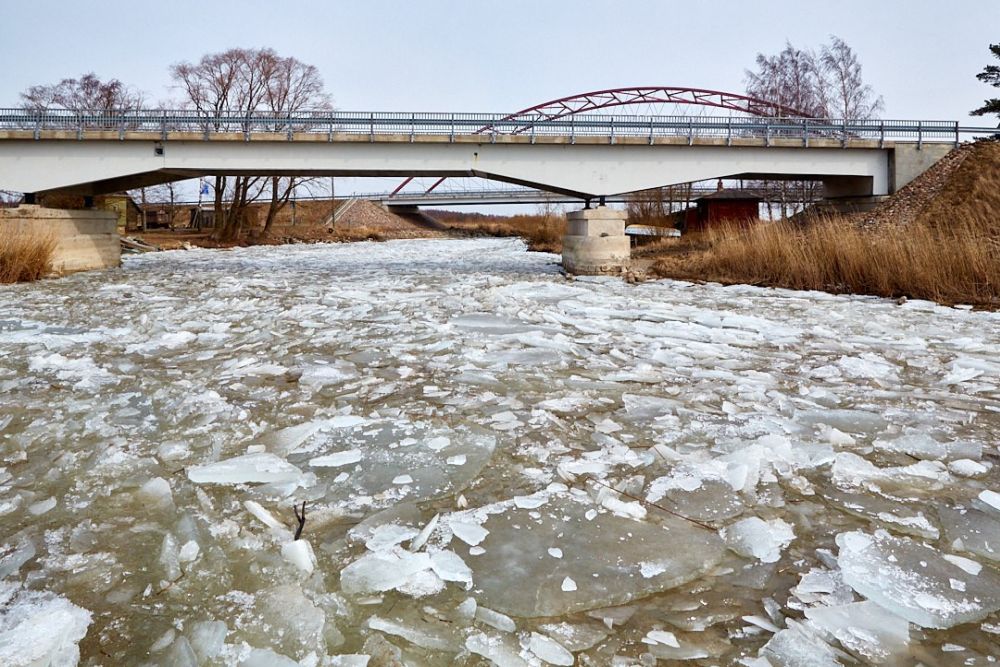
[803,119,809,147]
[879,120,885,149]
[954,121,960,147]
[917,120,922,150]
[369,112,374,142]
[765,121,770,147]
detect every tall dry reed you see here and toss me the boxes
[0,232,56,283]
[651,213,1000,306]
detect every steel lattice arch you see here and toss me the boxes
[502,86,811,123]
[397,86,813,193]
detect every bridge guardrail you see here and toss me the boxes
[0,108,992,145]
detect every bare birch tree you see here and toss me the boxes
[818,37,884,119]
[744,36,883,218]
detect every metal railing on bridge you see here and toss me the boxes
[0,108,993,145]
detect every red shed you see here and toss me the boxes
[682,189,762,232]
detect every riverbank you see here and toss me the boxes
[645,140,1000,307]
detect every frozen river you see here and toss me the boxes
[2,238,1000,666]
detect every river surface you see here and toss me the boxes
[2,238,1000,666]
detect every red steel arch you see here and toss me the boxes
[391,87,811,195]
[502,86,811,124]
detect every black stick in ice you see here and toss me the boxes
[293,501,307,540]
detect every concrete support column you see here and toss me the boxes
[561,205,630,275]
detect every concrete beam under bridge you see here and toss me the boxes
[0,134,946,201]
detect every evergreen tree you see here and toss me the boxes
[971,43,1000,120]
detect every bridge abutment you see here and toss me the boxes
[0,205,120,275]
[561,206,630,275]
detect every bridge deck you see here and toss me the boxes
[0,130,898,150]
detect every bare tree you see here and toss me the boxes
[744,36,883,219]
[21,73,143,113]
[745,42,827,118]
[261,56,331,235]
[171,48,331,241]
[818,37,884,119]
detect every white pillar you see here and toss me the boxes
[561,206,630,275]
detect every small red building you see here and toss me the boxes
[682,189,762,232]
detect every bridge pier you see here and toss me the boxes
[561,206,630,275]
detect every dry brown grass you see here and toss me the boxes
[650,212,1000,306]
[449,214,566,253]
[0,232,56,283]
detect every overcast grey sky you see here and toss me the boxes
[1,0,997,120]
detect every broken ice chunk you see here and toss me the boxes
[138,477,173,509]
[0,582,92,667]
[836,530,1000,628]
[978,490,1000,513]
[187,453,303,486]
[0,538,36,580]
[458,493,725,617]
[831,452,951,494]
[281,540,317,574]
[367,615,462,652]
[429,550,473,587]
[291,421,495,513]
[722,517,795,563]
[244,500,293,540]
[475,606,516,633]
[27,497,56,516]
[528,632,574,665]
[647,466,745,522]
[940,506,1000,563]
[759,621,845,666]
[241,648,300,667]
[874,433,981,462]
[641,630,680,647]
[309,449,363,468]
[804,601,909,664]
[449,520,490,546]
[365,524,419,552]
[465,632,529,666]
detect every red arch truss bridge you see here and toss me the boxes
[393,86,810,195]
[503,86,809,127]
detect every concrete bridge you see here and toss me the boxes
[0,110,970,201]
[0,87,993,275]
